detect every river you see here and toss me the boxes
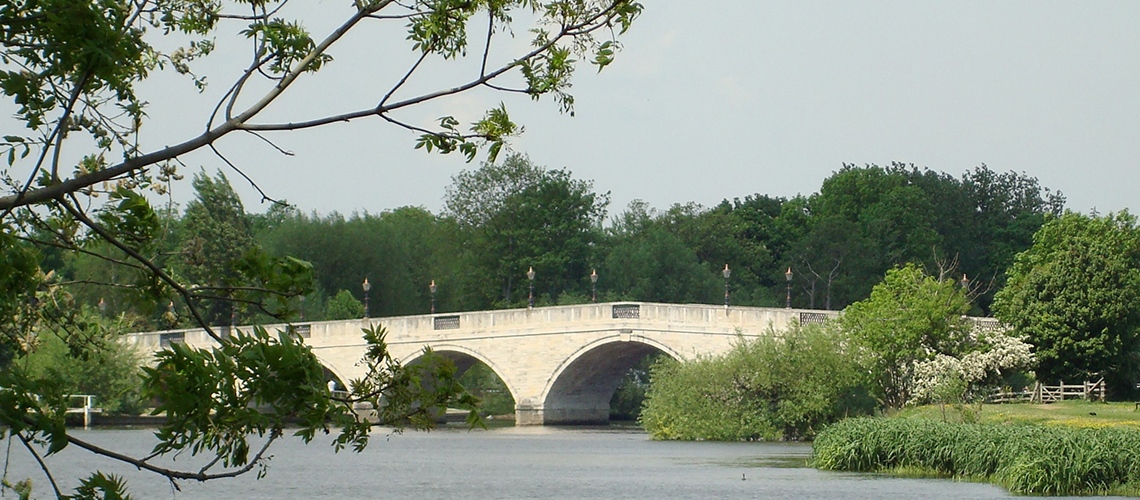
[0,425,1127,499]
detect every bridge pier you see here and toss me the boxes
[515,405,610,426]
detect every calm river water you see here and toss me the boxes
[0,425,1128,499]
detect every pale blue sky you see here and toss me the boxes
[11,2,1140,217]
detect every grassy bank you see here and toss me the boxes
[896,400,1140,428]
[811,416,1140,496]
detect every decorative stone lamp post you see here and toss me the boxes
[785,267,793,309]
[722,264,731,308]
[430,279,437,314]
[527,267,536,308]
[362,278,371,318]
[590,269,598,303]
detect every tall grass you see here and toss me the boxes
[811,418,1140,495]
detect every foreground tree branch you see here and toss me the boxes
[0,0,641,496]
[0,0,640,211]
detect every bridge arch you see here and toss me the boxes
[399,344,519,408]
[533,335,683,425]
[313,354,351,391]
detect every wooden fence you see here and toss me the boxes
[65,394,102,429]
[987,379,1105,404]
[0,390,102,429]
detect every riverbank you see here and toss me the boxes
[812,415,1140,496]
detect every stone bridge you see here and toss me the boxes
[128,302,847,424]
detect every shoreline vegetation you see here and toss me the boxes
[638,323,874,442]
[811,404,1140,497]
[633,244,1140,496]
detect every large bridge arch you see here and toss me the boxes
[524,335,684,425]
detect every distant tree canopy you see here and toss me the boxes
[176,170,258,325]
[42,161,1063,326]
[791,163,1064,312]
[258,206,456,319]
[444,153,609,308]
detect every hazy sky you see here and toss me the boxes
[13,2,1140,217]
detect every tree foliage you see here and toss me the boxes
[608,353,658,421]
[457,362,515,416]
[602,203,718,304]
[795,163,1063,312]
[993,211,1140,396]
[259,206,458,318]
[325,289,365,320]
[240,163,1064,323]
[0,230,39,368]
[445,154,608,308]
[175,170,257,325]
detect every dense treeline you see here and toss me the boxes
[24,154,1072,424]
[261,156,1061,321]
[45,154,1063,328]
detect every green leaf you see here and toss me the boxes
[72,472,133,500]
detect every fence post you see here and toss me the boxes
[83,396,91,429]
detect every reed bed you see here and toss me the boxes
[811,417,1140,496]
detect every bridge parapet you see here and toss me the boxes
[125,304,1004,360]
[125,302,851,353]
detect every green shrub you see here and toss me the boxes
[812,417,1140,495]
[20,311,145,415]
[639,323,873,441]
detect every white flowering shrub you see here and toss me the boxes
[908,328,1035,405]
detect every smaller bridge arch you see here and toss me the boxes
[399,344,520,410]
[313,354,351,391]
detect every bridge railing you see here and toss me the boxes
[126,302,823,348]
